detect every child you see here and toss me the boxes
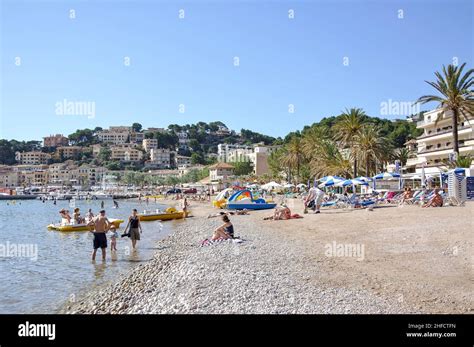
[110,228,119,251]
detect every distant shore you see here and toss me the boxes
[62,199,473,314]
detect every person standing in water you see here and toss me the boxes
[182,197,189,218]
[88,210,113,261]
[101,200,105,209]
[123,209,143,250]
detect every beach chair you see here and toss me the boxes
[402,190,422,205]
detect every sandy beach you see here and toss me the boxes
[62,199,473,314]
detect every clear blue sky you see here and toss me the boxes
[1,0,473,141]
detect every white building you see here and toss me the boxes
[176,131,190,150]
[209,162,235,182]
[142,138,158,152]
[217,144,252,162]
[405,109,474,174]
[146,148,173,169]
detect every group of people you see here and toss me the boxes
[399,187,444,207]
[59,207,95,224]
[58,207,144,261]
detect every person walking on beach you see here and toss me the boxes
[304,186,325,214]
[123,209,143,250]
[88,210,113,261]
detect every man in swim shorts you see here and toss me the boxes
[88,210,113,261]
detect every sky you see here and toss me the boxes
[0,0,473,141]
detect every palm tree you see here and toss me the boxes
[416,63,474,155]
[301,125,330,158]
[308,140,352,178]
[333,108,367,177]
[392,147,410,167]
[281,137,304,184]
[354,126,386,177]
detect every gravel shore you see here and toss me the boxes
[62,202,413,314]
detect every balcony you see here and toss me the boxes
[417,126,472,142]
[418,142,474,157]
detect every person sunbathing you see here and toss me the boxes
[211,215,234,240]
[264,205,302,220]
[399,187,414,205]
[422,189,443,208]
[207,209,249,218]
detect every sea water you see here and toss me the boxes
[0,198,174,313]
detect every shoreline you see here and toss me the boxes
[60,199,473,314]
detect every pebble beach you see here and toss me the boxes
[62,199,473,314]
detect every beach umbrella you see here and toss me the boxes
[262,181,282,189]
[335,178,368,187]
[318,176,346,188]
[372,172,401,180]
[355,176,372,182]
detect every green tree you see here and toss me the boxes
[132,123,142,132]
[191,152,205,164]
[232,161,254,176]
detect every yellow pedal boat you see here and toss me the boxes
[138,208,187,221]
[47,218,124,232]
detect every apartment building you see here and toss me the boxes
[43,134,69,148]
[56,146,82,159]
[0,167,19,188]
[110,144,143,162]
[405,109,474,174]
[15,151,51,165]
[145,148,173,169]
[217,144,253,162]
[142,138,158,152]
[175,155,192,167]
[177,131,190,150]
[98,126,144,145]
[247,145,280,176]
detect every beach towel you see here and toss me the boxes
[290,214,303,219]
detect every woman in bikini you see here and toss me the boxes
[211,215,234,240]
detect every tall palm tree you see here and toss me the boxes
[416,63,474,155]
[301,125,330,158]
[308,140,352,178]
[333,108,367,177]
[354,126,386,176]
[281,137,304,184]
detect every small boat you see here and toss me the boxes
[138,207,187,221]
[226,190,277,210]
[47,218,124,232]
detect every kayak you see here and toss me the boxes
[47,218,124,232]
